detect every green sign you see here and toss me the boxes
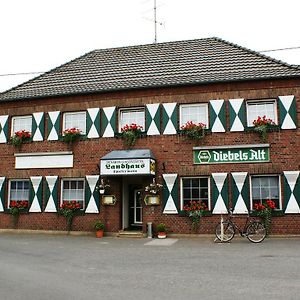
[194,146,269,164]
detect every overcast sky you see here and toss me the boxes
[1,0,300,92]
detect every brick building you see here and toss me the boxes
[0,38,299,235]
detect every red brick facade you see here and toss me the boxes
[0,78,299,235]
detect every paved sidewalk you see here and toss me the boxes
[0,233,300,300]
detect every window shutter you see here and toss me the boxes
[44,176,59,212]
[283,171,300,213]
[229,99,245,131]
[231,172,249,214]
[102,107,116,137]
[209,100,226,132]
[278,95,297,129]
[0,115,9,143]
[162,103,178,135]
[85,175,100,213]
[146,104,160,135]
[211,173,228,214]
[86,108,100,139]
[0,177,5,212]
[47,111,61,141]
[32,112,45,141]
[162,174,178,214]
[29,177,43,213]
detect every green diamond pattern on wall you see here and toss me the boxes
[0,177,5,212]
[283,171,300,213]
[0,115,9,143]
[87,108,100,138]
[47,111,61,141]
[278,95,297,129]
[146,104,160,135]
[211,173,228,214]
[229,99,245,132]
[32,112,45,141]
[102,107,116,137]
[44,176,58,212]
[29,177,43,213]
[85,175,100,213]
[209,100,226,132]
[162,174,178,214]
[231,172,249,214]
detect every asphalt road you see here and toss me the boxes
[0,233,300,300]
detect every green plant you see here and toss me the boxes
[156,223,166,232]
[145,178,163,195]
[9,200,29,227]
[58,200,81,232]
[252,116,276,142]
[180,121,206,140]
[94,220,105,231]
[10,130,31,147]
[254,199,276,235]
[183,200,207,231]
[62,127,82,143]
[120,123,143,147]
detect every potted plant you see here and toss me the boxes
[94,220,105,238]
[183,200,207,232]
[156,223,167,239]
[254,199,276,235]
[180,121,206,141]
[58,200,81,232]
[252,116,276,142]
[10,130,31,147]
[120,123,143,147]
[9,200,29,227]
[62,127,82,143]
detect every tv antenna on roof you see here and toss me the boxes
[142,0,164,43]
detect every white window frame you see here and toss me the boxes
[246,99,278,127]
[249,174,281,210]
[11,115,32,135]
[62,111,86,135]
[180,176,210,211]
[8,179,30,207]
[61,178,85,210]
[118,107,145,132]
[179,103,208,127]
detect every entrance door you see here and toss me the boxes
[129,189,143,228]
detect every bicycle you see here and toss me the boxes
[215,208,267,243]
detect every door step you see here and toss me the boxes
[117,230,145,238]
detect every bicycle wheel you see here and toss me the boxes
[246,222,266,243]
[215,221,235,242]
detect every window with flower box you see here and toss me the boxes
[119,108,145,132]
[246,100,277,127]
[250,175,281,210]
[179,103,208,127]
[8,179,30,207]
[61,179,85,210]
[11,115,32,135]
[63,111,86,135]
[181,177,210,210]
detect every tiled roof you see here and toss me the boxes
[1,37,300,101]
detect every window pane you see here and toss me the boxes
[12,116,32,133]
[180,104,208,126]
[247,101,276,126]
[120,109,145,131]
[181,177,209,209]
[64,112,86,134]
[251,176,279,208]
[62,180,85,208]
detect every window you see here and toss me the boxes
[246,100,277,127]
[9,180,30,205]
[181,177,209,210]
[251,175,280,209]
[179,103,208,127]
[61,179,85,209]
[11,116,32,135]
[119,108,145,132]
[63,111,86,134]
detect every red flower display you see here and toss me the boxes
[254,199,276,234]
[183,200,207,231]
[9,200,29,209]
[252,116,275,127]
[120,123,143,147]
[10,130,31,146]
[58,200,82,232]
[180,121,206,140]
[62,128,82,143]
